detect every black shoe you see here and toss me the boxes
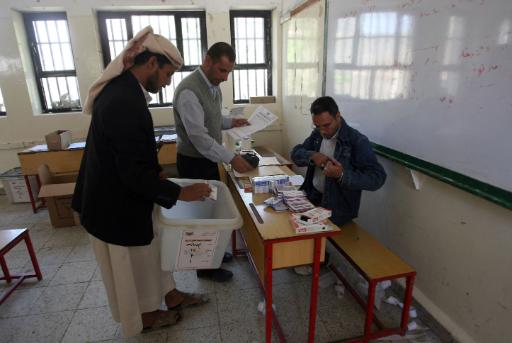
[196,268,233,282]
[222,252,233,263]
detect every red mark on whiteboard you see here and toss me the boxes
[476,64,486,76]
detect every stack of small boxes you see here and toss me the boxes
[290,207,332,234]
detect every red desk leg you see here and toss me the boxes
[23,233,42,280]
[0,256,11,282]
[231,230,247,257]
[264,242,273,343]
[24,175,38,213]
[400,274,416,335]
[308,237,322,343]
[363,280,377,343]
[35,175,45,208]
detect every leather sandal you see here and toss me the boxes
[141,310,181,333]
[167,292,210,310]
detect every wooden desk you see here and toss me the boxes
[223,165,341,343]
[0,228,42,305]
[17,141,177,212]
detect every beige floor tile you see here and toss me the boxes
[213,258,261,295]
[109,330,167,342]
[34,246,73,266]
[78,281,108,309]
[92,265,103,281]
[31,282,88,314]
[219,317,279,343]
[0,287,43,318]
[166,325,221,343]
[66,243,95,263]
[0,310,74,343]
[165,293,218,331]
[49,261,96,285]
[61,306,119,343]
[216,287,262,326]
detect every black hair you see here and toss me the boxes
[310,96,339,117]
[133,50,171,68]
[206,42,236,63]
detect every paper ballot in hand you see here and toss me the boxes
[203,181,218,201]
[226,106,278,140]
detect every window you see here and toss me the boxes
[23,12,81,113]
[0,88,6,116]
[97,11,207,107]
[230,10,272,103]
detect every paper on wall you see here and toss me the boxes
[226,106,278,140]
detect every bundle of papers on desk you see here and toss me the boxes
[263,195,288,212]
[251,174,290,193]
[290,207,333,234]
[281,190,315,213]
[263,190,315,213]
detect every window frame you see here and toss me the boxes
[23,12,81,113]
[0,88,5,117]
[97,10,208,107]
[229,10,272,104]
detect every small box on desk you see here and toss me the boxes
[38,165,78,228]
[45,130,72,150]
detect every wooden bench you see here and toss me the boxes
[328,221,416,343]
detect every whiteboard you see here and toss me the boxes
[325,0,512,191]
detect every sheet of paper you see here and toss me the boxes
[233,165,285,178]
[176,230,219,269]
[68,141,86,149]
[161,134,177,142]
[26,144,49,152]
[226,106,278,140]
[258,156,281,166]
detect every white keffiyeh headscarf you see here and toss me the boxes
[83,26,183,114]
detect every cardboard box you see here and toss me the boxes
[45,130,72,150]
[38,165,78,228]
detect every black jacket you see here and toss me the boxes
[72,71,181,246]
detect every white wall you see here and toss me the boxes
[280,1,512,343]
[0,0,282,173]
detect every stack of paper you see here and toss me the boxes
[280,190,315,213]
[290,208,333,234]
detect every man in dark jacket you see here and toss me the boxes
[72,28,210,336]
[291,96,386,226]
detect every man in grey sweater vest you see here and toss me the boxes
[173,42,254,282]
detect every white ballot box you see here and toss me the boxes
[156,179,242,271]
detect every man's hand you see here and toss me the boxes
[231,118,250,128]
[310,152,332,169]
[158,171,168,180]
[230,155,254,173]
[178,183,211,201]
[323,159,344,179]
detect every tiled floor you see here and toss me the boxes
[0,195,443,343]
